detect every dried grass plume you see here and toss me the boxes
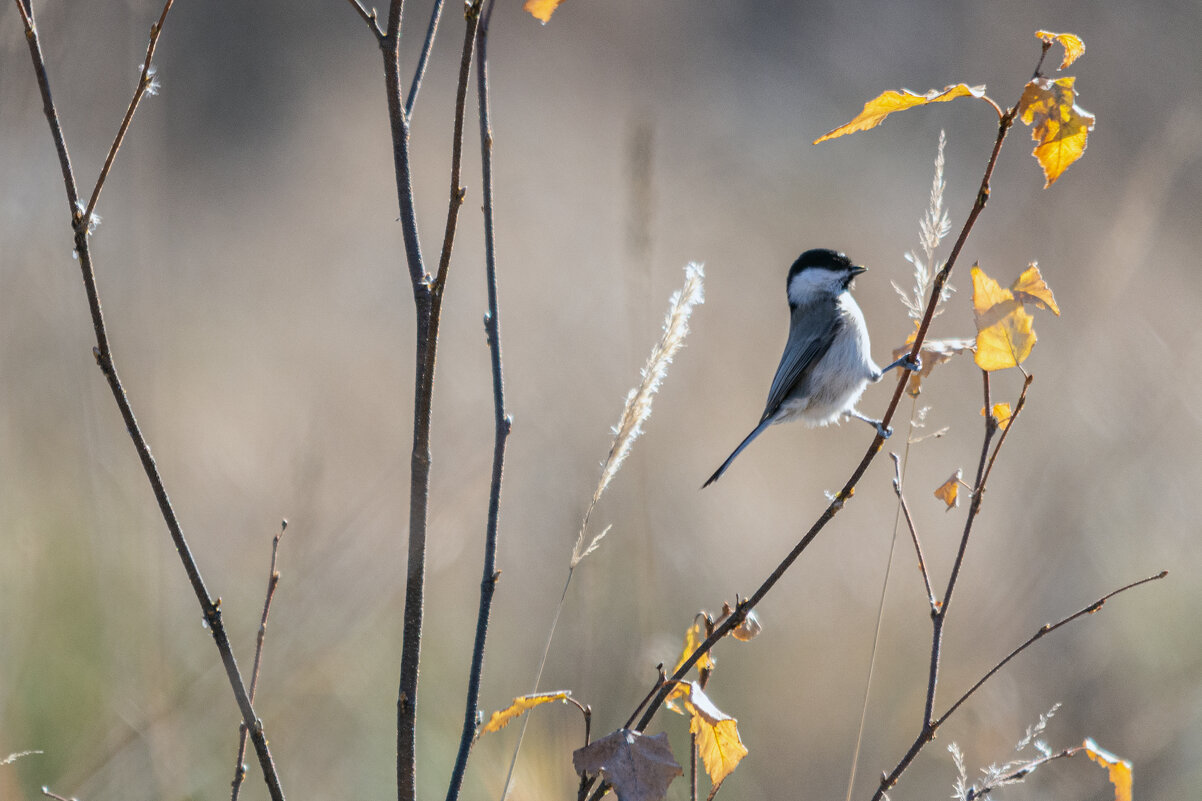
[570,262,705,566]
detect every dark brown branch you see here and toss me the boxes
[920,371,998,726]
[444,2,501,798]
[981,374,1034,489]
[937,571,1167,728]
[231,521,288,801]
[16,3,285,799]
[83,0,174,226]
[873,571,1166,800]
[377,0,480,797]
[890,453,936,610]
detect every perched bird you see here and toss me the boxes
[703,248,917,487]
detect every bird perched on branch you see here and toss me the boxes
[703,248,917,487]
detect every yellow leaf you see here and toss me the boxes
[523,0,565,23]
[1035,30,1086,69]
[1083,738,1133,801]
[813,84,986,144]
[972,265,1037,371]
[1010,263,1060,315]
[933,470,961,510]
[981,402,1012,430]
[673,619,714,675]
[479,691,571,736]
[1018,76,1096,186]
[683,682,748,786]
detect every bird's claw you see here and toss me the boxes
[902,353,921,372]
[875,422,893,439]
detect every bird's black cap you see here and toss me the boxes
[786,248,864,287]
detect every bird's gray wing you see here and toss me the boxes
[761,300,840,421]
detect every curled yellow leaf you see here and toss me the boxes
[479,691,571,736]
[673,619,714,675]
[1035,30,1086,69]
[683,682,748,786]
[933,469,962,510]
[523,0,565,23]
[1083,738,1133,801]
[1019,76,1096,186]
[814,84,986,144]
[1011,263,1060,315]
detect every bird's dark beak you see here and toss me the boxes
[850,265,867,277]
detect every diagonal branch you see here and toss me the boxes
[83,0,174,226]
[873,571,1167,800]
[890,452,936,610]
[15,3,284,798]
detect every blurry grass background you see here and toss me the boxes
[1,1,1200,799]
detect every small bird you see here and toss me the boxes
[703,248,917,487]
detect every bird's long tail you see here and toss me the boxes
[702,417,773,488]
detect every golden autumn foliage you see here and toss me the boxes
[813,84,985,144]
[523,0,565,23]
[1018,76,1096,186]
[933,470,962,510]
[1084,739,1134,801]
[478,691,572,736]
[1036,30,1086,69]
[971,263,1059,371]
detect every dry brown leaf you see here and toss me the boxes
[1035,30,1086,69]
[933,469,962,510]
[573,729,683,801]
[813,84,986,144]
[523,0,565,23]
[479,691,571,736]
[682,682,748,786]
[891,337,976,395]
[1018,76,1096,186]
[1083,738,1133,801]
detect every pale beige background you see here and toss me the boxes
[2,1,1199,799]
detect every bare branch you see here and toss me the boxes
[83,0,175,227]
[890,453,936,610]
[231,521,288,801]
[16,4,285,798]
[345,0,385,38]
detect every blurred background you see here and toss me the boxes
[2,0,1200,799]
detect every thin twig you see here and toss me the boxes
[445,3,504,800]
[921,371,998,726]
[890,453,936,610]
[41,790,73,801]
[873,572,1166,800]
[963,745,1078,800]
[16,4,284,798]
[345,0,385,38]
[231,521,288,801]
[981,374,1034,488]
[83,0,174,226]
[937,571,1167,727]
[405,0,446,117]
